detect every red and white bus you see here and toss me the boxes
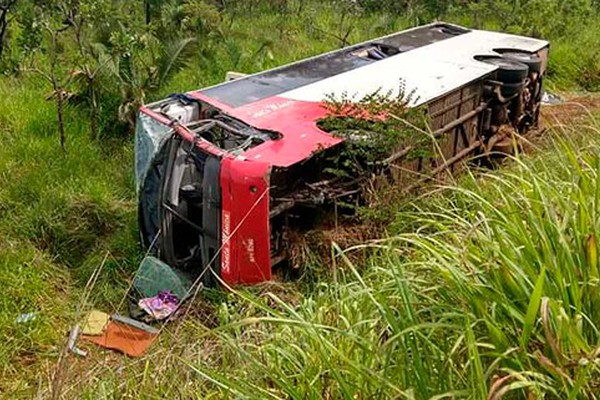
[136,22,549,286]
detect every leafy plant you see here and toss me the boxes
[22,4,74,153]
[318,81,428,179]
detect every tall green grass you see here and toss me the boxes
[0,77,139,396]
[60,116,600,399]
[192,123,600,399]
[1,2,600,397]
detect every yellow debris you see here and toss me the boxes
[80,310,110,336]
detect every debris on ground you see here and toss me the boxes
[79,256,194,358]
[128,256,197,322]
[541,95,600,125]
[15,312,37,324]
[111,313,160,334]
[82,320,158,358]
[80,310,110,336]
[541,91,563,105]
[132,256,192,301]
[67,325,88,357]
[138,291,179,321]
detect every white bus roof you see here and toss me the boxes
[196,22,548,108]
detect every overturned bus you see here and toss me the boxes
[135,23,549,287]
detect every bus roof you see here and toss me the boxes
[182,23,548,167]
[194,23,548,109]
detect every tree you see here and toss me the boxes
[27,26,71,152]
[143,0,162,24]
[21,1,76,152]
[16,0,217,143]
[62,0,110,140]
[121,37,197,127]
[69,60,107,140]
[0,0,18,61]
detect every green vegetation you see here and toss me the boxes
[0,0,599,398]
[318,83,429,180]
[65,118,600,399]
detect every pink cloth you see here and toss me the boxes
[138,291,179,320]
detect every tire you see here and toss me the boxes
[499,81,524,97]
[480,57,529,83]
[500,51,542,73]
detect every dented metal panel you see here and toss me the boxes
[220,158,271,285]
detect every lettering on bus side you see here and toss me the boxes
[244,238,256,263]
[222,210,231,275]
[251,100,294,119]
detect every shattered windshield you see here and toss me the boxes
[135,113,172,191]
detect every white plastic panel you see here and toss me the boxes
[280,29,548,107]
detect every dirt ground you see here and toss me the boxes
[541,94,600,125]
